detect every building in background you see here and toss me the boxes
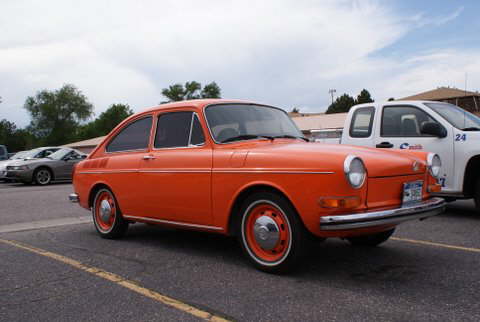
[62,136,105,154]
[399,87,480,114]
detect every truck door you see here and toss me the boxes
[374,105,454,191]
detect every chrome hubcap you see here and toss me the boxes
[100,199,112,223]
[253,215,280,250]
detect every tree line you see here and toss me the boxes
[325,89,375,114]
[0,81,221,152]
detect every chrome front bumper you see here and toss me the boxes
[320,197,445,231]
[69,193,79,203]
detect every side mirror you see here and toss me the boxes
[420,122,447,138]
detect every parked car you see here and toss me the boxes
[6,148,86,185]
[69,99,445,272]
[0,147,61,181]
[315,100,480,209]
[0,145,8,160]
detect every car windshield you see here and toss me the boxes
[19,148,45,159]
[47,148,72,160]
[205,104,304,143]
[425,102,480,130]
[9,151,28,159]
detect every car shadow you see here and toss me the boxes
[105,223,437,285]
[444,199,479,219]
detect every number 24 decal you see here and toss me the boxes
[455,134,466,141]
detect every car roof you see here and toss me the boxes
[141,99,262,114]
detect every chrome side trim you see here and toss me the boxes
[69,193,79,203]
[78,170,138,174]
[319,197,445,231]
[122,215,223,231]
[213,170,334,174]
[138,170,210,173]
[78,169,334,175]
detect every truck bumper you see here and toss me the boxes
[319,197,445,231]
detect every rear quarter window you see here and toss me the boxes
[349,107,374,138]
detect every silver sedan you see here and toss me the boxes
[6,148,86,185]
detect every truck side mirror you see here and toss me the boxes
[420,122,447,138]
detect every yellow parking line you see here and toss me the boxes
[391,237,480,253]
[0,239,230,322]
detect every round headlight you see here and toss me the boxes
[344,155,366,189]
[427,153,441,178]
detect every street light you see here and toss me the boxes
[328,89,336,104]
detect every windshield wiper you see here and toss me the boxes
[461,127,480,131]
[272,135,309,142]
[221,135,274,143]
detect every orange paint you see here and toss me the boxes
[72,99,440,239]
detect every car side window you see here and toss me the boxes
[190,114,205,146]
[381,106,438,137]
[106,116,152,152]
[350,107,374,138]
[155,112,205,149]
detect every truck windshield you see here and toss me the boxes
[205,104,305,143]
[425,102,480,131]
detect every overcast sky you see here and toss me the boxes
[1,0,478,127]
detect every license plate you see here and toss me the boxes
[403,181,423,204]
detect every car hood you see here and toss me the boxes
[232,141,427,178]
[7,158,55,167]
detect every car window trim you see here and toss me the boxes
[152,111,206,151]
[105,115,153,154]
[349,106,375,138]
[380,104,445,138]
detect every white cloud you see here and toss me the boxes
[0,0,477,127]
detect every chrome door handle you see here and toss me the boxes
[143,155,156,160]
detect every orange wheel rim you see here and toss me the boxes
[244,202,291,263]
[95,191,116,232]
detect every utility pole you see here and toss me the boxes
[328,89,336,104]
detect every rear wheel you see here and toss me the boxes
[92,188,128,239]
[34,168,52,185]
[238,192,307,273]
[347,228,395,247]
[474,178,480,212]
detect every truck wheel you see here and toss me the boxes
[347,228,395,247]
[474,179,480,211]
[92,188,128,239]
[237,192,307,273]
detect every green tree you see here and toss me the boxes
[388,97,395,101]
[355,89,374,104]
[326,94,356,114]
[0,119,35,152]
[161,81,221,103]
[291,107,300,113]
[24,84,93,146]
[77,103,134,140]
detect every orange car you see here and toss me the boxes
[69,99,445,272]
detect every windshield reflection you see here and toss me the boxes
[426,102,480,130]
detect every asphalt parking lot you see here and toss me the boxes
[1,182,479,321]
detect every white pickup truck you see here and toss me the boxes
[313,100,480,207]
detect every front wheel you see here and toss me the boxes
[34,168,52,185]
[92,188,128,239]
[347,228,395,247]
[238,192,307,273]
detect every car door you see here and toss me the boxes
[138,111,213,226]
[103,115,153,216]
[374,105,454,190]
[55,151,78,179]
